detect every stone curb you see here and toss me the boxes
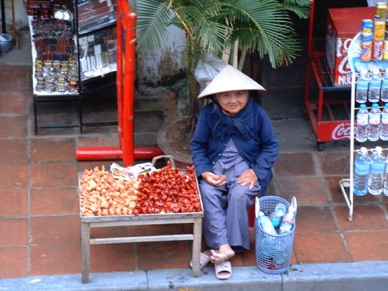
[0,261,387,291]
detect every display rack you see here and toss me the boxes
[75,0,118,131]
[28,12,81,134]
[27,0,119,134]
[339,32,388,221]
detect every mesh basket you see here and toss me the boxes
[255,196,295,274]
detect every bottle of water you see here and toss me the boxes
[380,103,388,141]
[353,147,370,196]
[368,146,385,195]
[269,203,286,228]
[368,68,382,103]
[279,197,297,235]
[368,103,381,142]
[258,211,278,236]
[356,68,369,104]
[383,159,388,196]
[381,68,388,102]
[356,104,369,142]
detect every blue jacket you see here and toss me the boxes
[190,99,279,195]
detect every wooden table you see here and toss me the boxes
[78,168,203,284]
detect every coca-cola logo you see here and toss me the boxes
[332,123,351,140]
[337,38,353,75]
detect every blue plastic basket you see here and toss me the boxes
[255,196,295,274]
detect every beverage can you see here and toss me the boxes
[374,18,386,40]
[375,2,388,19]
[384,40,388,60]
[361,19,374,41]
[360,40,372,61]
[373,40,384,60]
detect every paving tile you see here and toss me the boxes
[30,215,80,244]
[0,116,27,138]
[30,162,78,188]
[29,243,81,276]
[0,92,29,114]
[317,151,350,176]
[334,204,388,231]
[274,177,328,204]
[0,164,28,188]
[77,136,120,148]
[90,226,132,239]
[0,218,28,246]
[30,187,79,215]
[295,205,339,234]
[344,231,388,261]
[30,138,76,162]
[89,243,136,273]
[0,247,27,278]
[136,241,190,270]
[0,139,28,163]
[0,69,31,92]
[273,153,316,177]
[0,188,28,217]
[132,224,187,236]
[294,233,351,263]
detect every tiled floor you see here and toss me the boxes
[0,66,388,280]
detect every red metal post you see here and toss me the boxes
[76,0,163,165]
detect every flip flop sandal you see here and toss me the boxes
[190,251,211,269]
[214,261,232,280]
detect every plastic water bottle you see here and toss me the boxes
[258,211,278,236]
[368,103,381,142]
[368,68,382,103]
[368,146,385,195]
[383,161,388,196]
[380,103,388,141]
[380,68,388,102]
[279,197,297,235]
[269,203,286,228]
[353,147,370,196]
[356,69,369,104]
[356,104,369,142]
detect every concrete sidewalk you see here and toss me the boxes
[0,261,387,291]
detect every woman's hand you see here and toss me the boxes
[202,172,226,186]
[236,169,258,189]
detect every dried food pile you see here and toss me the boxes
[79,162,201,216]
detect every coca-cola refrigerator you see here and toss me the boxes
[304,2,371,150]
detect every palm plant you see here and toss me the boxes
[134,0,311,152]
[136,0,311,68]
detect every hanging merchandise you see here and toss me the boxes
[353,147,371,196]
[368,146,386,195]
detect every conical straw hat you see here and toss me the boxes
[197,65,265,99]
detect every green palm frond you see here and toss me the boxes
[135,0,174,51]
[220,0,304,67]
[135,0,311,68]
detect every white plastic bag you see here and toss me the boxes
[194,53,226,92]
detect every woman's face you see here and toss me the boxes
[217,90,248,116]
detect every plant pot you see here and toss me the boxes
[156,116,193,168]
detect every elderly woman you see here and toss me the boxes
[190,65,279,279]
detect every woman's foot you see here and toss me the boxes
[210,244,235,264]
